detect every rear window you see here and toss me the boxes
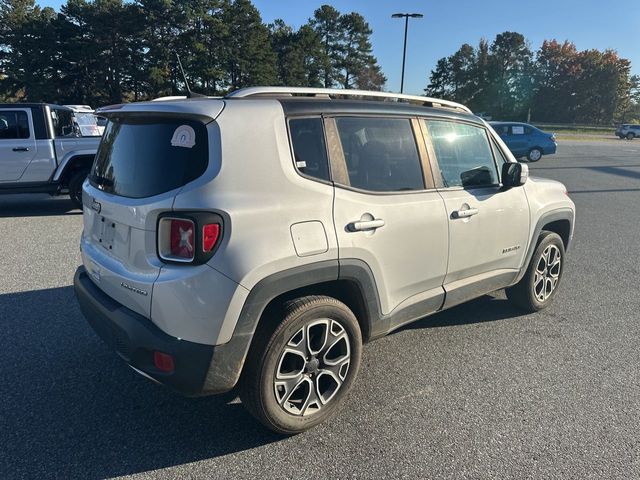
[90,117,208,198]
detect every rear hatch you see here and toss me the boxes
[81,100,224,318]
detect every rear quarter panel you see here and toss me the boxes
[169,100,338,343]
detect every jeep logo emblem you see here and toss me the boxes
[91,198,101,213]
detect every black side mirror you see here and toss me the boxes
[502,162,529,188]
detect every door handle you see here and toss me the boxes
[451,208,479,219]
[349,219,385,231]
[12,147,29,152]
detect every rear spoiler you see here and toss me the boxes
[96,99,225,124]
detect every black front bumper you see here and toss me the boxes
[74,267,216,396]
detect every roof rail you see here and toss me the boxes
[225,86,472,114]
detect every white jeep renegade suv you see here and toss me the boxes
[74,87,575,434]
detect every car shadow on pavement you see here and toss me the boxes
[0,286,525,479]
[0,286,282,480]
[0,194,81,217]
[395,293,524,334]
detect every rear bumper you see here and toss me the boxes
[74,267,248,395]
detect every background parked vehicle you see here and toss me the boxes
[490,121,557,162]
[64,105,106,137]
[615,124,640,140]
[0,103,100,207]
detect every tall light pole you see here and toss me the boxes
[392,13,423,93]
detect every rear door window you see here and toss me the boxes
[0,111,30,139]
[50,108,77,137]
[425,120,499,189]
[289,118,330,182]
[90,117,208,198]
[334,117,424,192]
[494,124,510,136]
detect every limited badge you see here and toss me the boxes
[170,125,196,148]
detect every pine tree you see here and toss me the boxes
[0,0,59,101]
[180,0,228,95]
[1,0,387,102]
[337,12,379,89]
[309,5,342,88]
[224,0,276,90]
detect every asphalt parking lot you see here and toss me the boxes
[1,139,639,479]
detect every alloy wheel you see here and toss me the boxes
[274,319,351,416]
[533,244,561,302]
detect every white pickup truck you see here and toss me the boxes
[0,103,101,208]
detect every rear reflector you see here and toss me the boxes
[153,351,175,373]
[202,224,220,252]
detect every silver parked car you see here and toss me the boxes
[615,124,640,140]
[74,87,575,434]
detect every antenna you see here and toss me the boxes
[175,53,206,98]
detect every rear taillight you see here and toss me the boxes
[170,219,195,260]
[158,213,223,264]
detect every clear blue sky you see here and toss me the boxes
[40,0,640,94]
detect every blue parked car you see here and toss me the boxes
[490,122,557,162]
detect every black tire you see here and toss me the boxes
[506,231,565,313]
[240,295,362,434]
[68,168,89,209]
[626,132,635,140]
[527,147,543,162]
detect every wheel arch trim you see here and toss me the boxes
[202,259,386,394]
[513,208,574,285]
[52,151,96,182]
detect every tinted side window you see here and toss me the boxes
[334,117,424,192]
[289,118,330,182]
[0,111,30,139]
[425,120,499,188]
